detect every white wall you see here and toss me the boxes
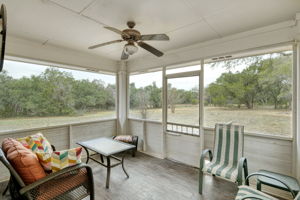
[6,36,118,73]
[127,119,164,158]
[128,119,293,176]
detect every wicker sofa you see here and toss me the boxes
[0,144,94,200]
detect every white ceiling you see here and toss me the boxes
[1,0,300,61]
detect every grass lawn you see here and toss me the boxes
[0,111,115,132]
[0,106,292,137]
[130,105,292,137]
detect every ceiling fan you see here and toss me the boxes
[88,21,169,60]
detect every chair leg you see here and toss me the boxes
[2,184,8,196]
[257,180,262,191]
[2,178,11,196]
[132,149,136,157]
[199,171,204,194]
[244,160,249,185]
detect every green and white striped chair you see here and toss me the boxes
[199,123,249,194]
[235,172,300,200]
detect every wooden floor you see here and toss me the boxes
[1,152,238,200]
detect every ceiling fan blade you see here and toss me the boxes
[121,48,129,60]
[88,40,123,49]
[140,34,169,41]
[104,26,130,37]
[137,41,164,57]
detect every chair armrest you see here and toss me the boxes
[20,163,93,195]
[200,149,213,170]
[245,172,296,198]
[240,194,271,200]
[51,144,56,151]
[237,157,248,185]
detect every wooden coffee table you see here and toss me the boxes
[77,137,135,189]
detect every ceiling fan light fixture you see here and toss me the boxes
[124,43,138,55]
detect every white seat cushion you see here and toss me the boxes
[203,161,238,182]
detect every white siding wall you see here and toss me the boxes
[128,119,293,176]
[0,119,117,181]
[127,119,163,158]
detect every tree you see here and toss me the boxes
[168,84,182,113]
[136,88,150,119]
[258,55,292,109]
[0,67,117,118]
[146,82,162,108]
[205,52,292,109]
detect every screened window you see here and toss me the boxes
[165,65,200,136]
[129,71,162,121]
[0,60,116,132]
[204,49,293,137]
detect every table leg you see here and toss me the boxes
[100,154,104,163]
[106,156,111,189]
[121,153,129,178]
[82,146,90,164]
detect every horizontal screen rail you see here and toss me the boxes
[166,122,200,137]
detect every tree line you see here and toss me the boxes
[129,82,198,118]
[130,52,292,119]
[0,68,115,117]
[205,53,292,109]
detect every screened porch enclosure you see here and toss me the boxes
[0,0,300,199]
[0,44,298,199]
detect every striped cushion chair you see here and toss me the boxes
[235,185,278,200]
[199,123,249,194]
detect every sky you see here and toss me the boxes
[130,64,247,90]
[2,60,116,85]
[2,60,247,90]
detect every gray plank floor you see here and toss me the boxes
[1,152,238,200]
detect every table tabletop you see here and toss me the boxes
[77,137,135,157]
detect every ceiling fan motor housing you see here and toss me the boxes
[122,29,141,41]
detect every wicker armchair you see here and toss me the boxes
[0,147,95,200]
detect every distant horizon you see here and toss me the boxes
[2,60,116,86]
[2,60,248,90]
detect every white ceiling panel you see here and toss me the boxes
[183,0,240,18]
[159,20,220,51]
[82,0,201,34]
[49,0,95,13]
[2,0,120,54]
[204,0,300,36]
[0,0,299,62]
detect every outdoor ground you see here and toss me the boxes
[0,106,292,137]
[130,105,292,137]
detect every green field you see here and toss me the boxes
[0,106,292,137]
